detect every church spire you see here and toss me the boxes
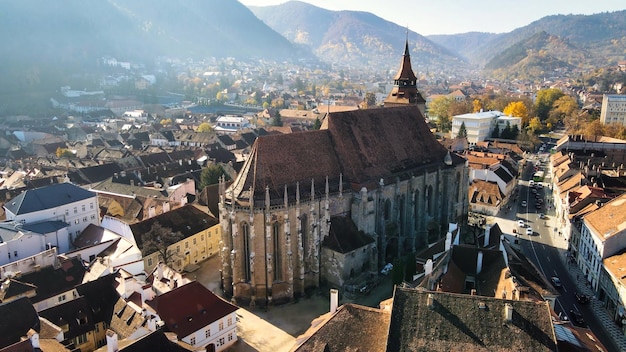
[383,31,426,116]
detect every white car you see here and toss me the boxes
[521,200,527,207]
[517,220,525,228]
[526,227,533,235]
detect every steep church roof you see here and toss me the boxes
[326,106,448,185]
[228,106,455,204]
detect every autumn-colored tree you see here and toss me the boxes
[197,122,212,133]
[534,88,564,120]
[603,123,626,140]
[160,118,172,126]
[427,96,454,132]
[472,99,483,113]
[584,120,604,137]
[503,101,530,125]
[548,95,579,127]
[448,100,472,117]
[55,147,73,158]
[528,117,543,134]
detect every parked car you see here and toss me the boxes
[551,276,562,288]
[568,309,585,327]
[575,292,590,304]
[521,200,527,207]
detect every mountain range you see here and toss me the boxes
[248,1,464,71]
[1,0,625,90]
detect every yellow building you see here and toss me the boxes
[130,204,220,273]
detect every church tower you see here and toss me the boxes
[384,37,426,116]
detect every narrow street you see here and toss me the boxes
[490,151,623,351]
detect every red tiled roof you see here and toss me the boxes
[146,281,238,339]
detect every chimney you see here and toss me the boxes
[470,289,477,296]
[106,330,119,352]
[424,259,433,276]
[27,329,39,349]
[504,303,513,323]
[330,289,339,313]
[427,293,434,309]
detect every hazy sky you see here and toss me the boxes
[240,0,626,35]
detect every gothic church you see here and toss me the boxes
[218,39,469,306]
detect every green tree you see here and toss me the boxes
[140,222,184,268]
[197,122,212,133]
[457,121,467,138]
[500,121,513,139]
[272,111,283,127]
[362,92,377,109]
[491,123,500,138]
[313,117,321,130]
[200,164,231,189]
[511,124,520,140]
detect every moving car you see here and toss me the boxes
[575,292,590,304]
[551,276,562,288]
[518,220,525,228]
[568,309,585,327]
[539,213,545,219]
[526,227,533,235]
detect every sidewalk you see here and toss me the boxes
[548,215,626,351]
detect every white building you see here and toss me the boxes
[4,182,100,246]
[577,193,626,291]
[600,94,626,125]
[451,111,521,144]
[451,111,501,144]
[213,115,249,135]
[0,222,70,266]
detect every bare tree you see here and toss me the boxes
[140,222,184,268]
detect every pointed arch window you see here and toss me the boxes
[242,223,251,282]
[273,222,282,281]
[384,199,392,222]
[300,214,308,260]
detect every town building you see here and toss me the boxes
[293,287,557,351]
[578,193,626,291]
[219,41,468,306]
[1,183,100,264]
[451,111,521,144]
[600,94,626,125]
[145,281,239,351]
[130,204,220,273]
